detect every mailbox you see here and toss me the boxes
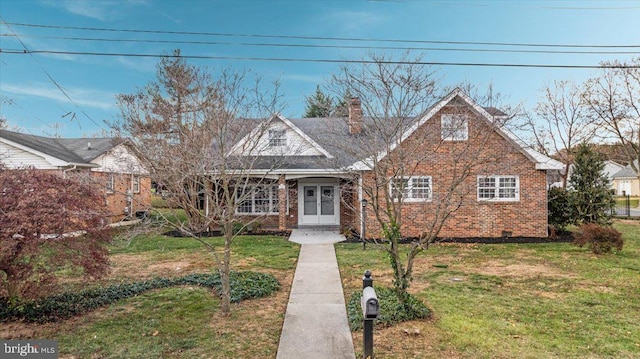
[361,286,379,320]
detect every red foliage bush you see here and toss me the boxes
[573,223,623,254]
[0,168,112,300]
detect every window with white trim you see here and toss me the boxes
[236,184,279,214]
[106,173,115,193]
[441,114,468,141]
[390,176,432,201]
[132,176,140,194]
[477,176,519,201]
[268,129,287,147]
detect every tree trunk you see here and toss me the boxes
[219,224,233,316]
[384,222,412,307]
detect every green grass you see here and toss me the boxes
[110,233,298,270]
[3,233,300,358]
[616,197,639,208]
[336,221,640,358]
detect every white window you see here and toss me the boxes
[236,184,279,214]
[441,114,468,141]
[390,176,432,202]
[268,129,287,147]
[106,173,115,193]
[132,176,140,194]
[477,176,519,201]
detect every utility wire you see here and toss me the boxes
[2,33,638,55]
[2,48,639,69]
[0,19,106,132]
[5,21,640,49]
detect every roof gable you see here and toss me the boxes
[350,88,563,171]
[0,130,147,173]
[0,129,90,166]
[229,113,334,158]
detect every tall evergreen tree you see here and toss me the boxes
[568,143,616,225]
[303,85,334,117]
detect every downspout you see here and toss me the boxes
[62,165,77,179]
[358,173,364,236]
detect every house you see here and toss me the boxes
[612,160,640,196]
[0,129,151,222]
[551,160,625,190]
[227,88,563,239]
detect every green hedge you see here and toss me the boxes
[1,271,279,323]
[347,286,431,331]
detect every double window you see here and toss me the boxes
[236,184,279,214]
[390,176,432,201]
[268,129,287,147]
[477,176,519,201]
[441,114,468,141]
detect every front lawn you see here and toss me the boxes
[1,233,300,359]
[336,221,640,359]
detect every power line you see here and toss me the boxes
[0,19,106,132]
[2,48,639,69]
[6,21,640,49]
[2,33,638,55]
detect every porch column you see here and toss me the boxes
[278,175,287,231]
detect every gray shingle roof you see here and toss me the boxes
[0,129,116,166]
[612,161,639,178]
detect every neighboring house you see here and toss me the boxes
[227,88,563,238]
[552,160,625,190]
[0,129,151,222]
[612,160,640,196]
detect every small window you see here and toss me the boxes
[132,176,140,194]
[106,173,115,193]
[441,114,468,141]
[268,129,286,147]
[390,176,432,202]
[478,176,519,201]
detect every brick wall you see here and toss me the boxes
[91,172,152,222]
[360,105,549,239]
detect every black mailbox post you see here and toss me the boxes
[362,270,379,359]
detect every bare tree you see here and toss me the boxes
[525,80,595,188]
[583,57,640,196]
[113,51,284,315]
[328,54,523,305]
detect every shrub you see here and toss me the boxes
[0,271,279,323]
[548,187,573,231]
[346,286,431,331]
[573,223,623,254]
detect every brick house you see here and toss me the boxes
[224,88,563,238]
[0,129,151,222]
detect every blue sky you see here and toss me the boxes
[1,0,639,138]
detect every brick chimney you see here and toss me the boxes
[348,97,362,135]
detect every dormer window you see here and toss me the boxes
[441,114,468,141]
[269,129,286,147]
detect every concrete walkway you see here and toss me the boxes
[276,228,356,359]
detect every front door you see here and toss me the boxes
[300,183,339,225]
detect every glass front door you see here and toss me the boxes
[300,183,338,225]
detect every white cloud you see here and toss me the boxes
[41,0,150,21]
[116,56,157,73]
[2,83,117,111]
[323,10,386,34]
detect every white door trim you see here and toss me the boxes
[297,179,340,226]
